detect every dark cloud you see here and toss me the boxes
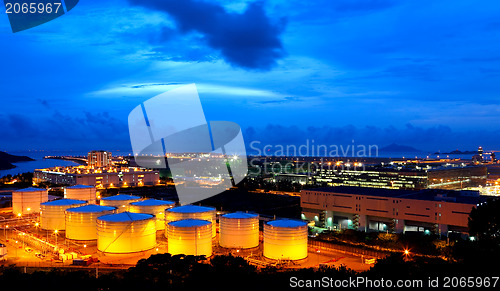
[0,112,130,151]
[128,0,286,70]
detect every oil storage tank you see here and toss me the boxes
[40,199,87,231]
[12,187,48,215]
[99,194,141,212]
[263,220,308,260]
[165,205,216,237]
[128,199,175,230]
[219,212,259,249]
[65,205,116,240]
[97,212,156,253]
[167,219,212,257]
[64,185,97,204]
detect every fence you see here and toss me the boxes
[308,239,388,259]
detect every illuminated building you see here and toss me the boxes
[311,165,486,190]
[88,150,112,168]
[33,166,160,188]
[301,186,489,236]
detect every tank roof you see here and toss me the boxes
[267,220,307,228]
[66,185,95,189]
[130,199,175,206]
[41,199,87,206]
[168,219,211,227]
[101,194,141,201]
[66,205,115,213]
[167,205,215,213]
[97,212,153,222]
[222,212,258,219]
[14,187,46,192]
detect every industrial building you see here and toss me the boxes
[33,166,160,188]
[311,165,487,190]
[301,186,489,236]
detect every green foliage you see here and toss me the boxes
[469,198,500,243]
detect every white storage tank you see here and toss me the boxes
[64,185,97,204]
[167,219,212,257]
[219,212,259,249]
[99,194,141,212]
[40,199,87,231]
[12,187,48,216]
[263,220,308,260]
[165,205,216,237]
[65,205,116,240]
[97,212,156,253]
[128,199,175,230]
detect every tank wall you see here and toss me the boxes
[167,223,212,256]
[100,199,141,213]
[12,191,48,215]
[219,216,259,249]
[41,202,87,231]
[128,204,174,230]
[97,219,156,253]
[65,210,114,240]
[263,224,308,260]
[65,188,96,204]
[165,210,216,237]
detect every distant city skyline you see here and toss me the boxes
[2,0,500,151]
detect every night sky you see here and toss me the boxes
[1,0,500,153]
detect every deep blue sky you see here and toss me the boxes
[1,0,500,153]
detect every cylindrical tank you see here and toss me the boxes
[263,220,308,260]
[97,212,156,253]
[99,194,141,212]
[167,219,212,257]
[165,205,216,237]
[219,212,259,249]
[12,187,48,215]
[65,205,116,240]
[128,199,175,230]
[64,185,97,204]
[40,199,87,231]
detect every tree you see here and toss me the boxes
[468,198,500,243]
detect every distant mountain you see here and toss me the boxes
[379,143,422,153]
[0,151,34,170]
[433,149,477,155]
